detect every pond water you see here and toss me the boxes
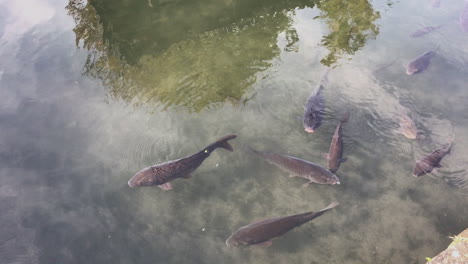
[0,0,467,263]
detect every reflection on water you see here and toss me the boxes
[316,0,380,66]
[91,14,288,112]
[67,0,381,111]
[2,0,468,264]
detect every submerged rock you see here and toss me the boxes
[426,229,468,264]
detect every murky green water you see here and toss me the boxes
[1,0,467,263]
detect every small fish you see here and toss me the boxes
[303,68,330,133]
[406,51,436,75]
[432,0,441,8]
[128,135,237,190]
[413,144,451,177]
[461,0,468,32]
[247,146,340,185]
[226,202,339,248]
[409,25,442,38]
[326,112,350,173]
[397,111,417,139]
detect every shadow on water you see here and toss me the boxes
[66,0,383,112]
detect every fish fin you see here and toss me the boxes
[158,182,173,190]
[254,241,272,247]
[435,163,443,168]
[182,173,193,179]
[320,67,331,84]
[289,174,296,178]
[301,181,313,188]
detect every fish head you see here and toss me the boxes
[303,111,322,133]
[412,168,426,177]
[412,162,429,177]
[406,64,419,75]
[402,130,418,140]
[225,234,247,248]
[313,173,341,185]
[406,51,434,75]
[328,174,341,185]
[127,167,155,187]
[399,119,417,139]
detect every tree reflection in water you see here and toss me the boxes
[66,0,382,111]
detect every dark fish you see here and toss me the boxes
[413,144,451,177]
[326,112,350,173]
[247,146,340,185]
[226,202,339,248]
[406,51,436,75]
[409,25,442,38]
[303,68,330,133]
[461,0,468,32]
[128,135,237,190]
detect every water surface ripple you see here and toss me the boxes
[0,0,467,264]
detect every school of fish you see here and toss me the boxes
[125,0,466,252]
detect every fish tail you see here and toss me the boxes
[446,127,456,152]
[340,111,350,123]
[311,67,331,96]
[320,67,331,86]
[318,201,340,212]
[442,143,452,154]
[430,45,441,56]
[305,202,339,222]
[206,135,237,152]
